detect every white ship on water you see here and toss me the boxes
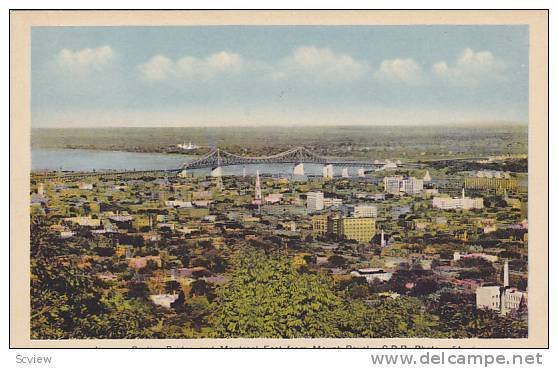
[177,141,199,150]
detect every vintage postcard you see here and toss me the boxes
[10,10,548,348]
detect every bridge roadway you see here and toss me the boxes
[30,146,398,181]
[31,168,181,182]
[178,146,391,170]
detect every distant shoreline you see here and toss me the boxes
[31,122,528,130]
[31,125,528,161]
[31,145,204,155]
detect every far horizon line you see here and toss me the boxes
[32,121,528,129]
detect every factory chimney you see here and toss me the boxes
[503,260,509,288]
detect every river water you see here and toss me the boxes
[32,148,195,172]
[31,148,359,176]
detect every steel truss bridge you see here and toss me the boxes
[180,146,380,170]
[31,146,385,181]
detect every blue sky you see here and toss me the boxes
[31,25,529,127]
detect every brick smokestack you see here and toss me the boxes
[503,260,509,288]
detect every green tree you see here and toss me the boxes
[189,279,215,300]
[126,281,151,300]
[327,254,347,267]
[428,291,527,338]
[341,297,446,338]
[211,248,346,338]
[165,280,182,295]
[31,257,156,339]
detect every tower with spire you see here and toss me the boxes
[253,170,262,206]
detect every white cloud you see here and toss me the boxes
[373,58,425,85]
[137,55,174,81]
[55,45,114,75]
[139,47,369,84]
[138,51,245,81]
[432,48,506,86]
[272,46,370,82]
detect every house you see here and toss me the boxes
[63,216,101,227]
[350,268,393,283]
[453,251,498,263]
[150,294,179,309]
[170,267,207,281]
[264,193,283,204]
[79,183,94,190]
[128,256,162,270]
[116,245,133,258]
[59,230,75,239]
[165,200,192,208]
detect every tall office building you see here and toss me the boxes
[401,177,424,195]
[312,215,376,244]
[307,191,324,212]
[341,204,378,218]
[323,197,343,209]
[383,176,403,194]
[311,214,328,235]
[339,217,376,243]
[464,177,518,193]
[383,176,423,195]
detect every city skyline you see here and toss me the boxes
[32,25,528,128]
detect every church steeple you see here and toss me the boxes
[253,170,262,205]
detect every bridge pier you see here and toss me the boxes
[341,167,349,178]
[211,166,222,177]
[358,168,365,177]
[177,147,378,177]
[293,163,304,176]
[323,164,333,180]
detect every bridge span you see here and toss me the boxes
[181,146,382,172]
[32,146,387,181]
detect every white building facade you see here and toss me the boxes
[341,204,378,218]
[307,191,325,212]
[432,189,483,210]
[383,176,424,195]
[475,261,527,315]
[351,268,393,283]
